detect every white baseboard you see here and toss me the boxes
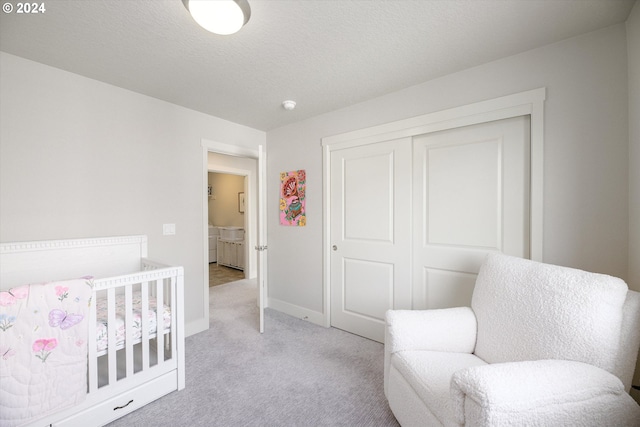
[267,297,326,327]
[187,296,326,335]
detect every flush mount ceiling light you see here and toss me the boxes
[182,0,251,35]
[282,100,296,111]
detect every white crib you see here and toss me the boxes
[0,235,185,427]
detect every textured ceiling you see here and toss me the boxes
[0,0,636,131]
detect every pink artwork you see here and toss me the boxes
[280,170,306,226]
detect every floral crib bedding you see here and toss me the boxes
[95,290,171,353]
[0,280,172,427]
[0,278,93,427]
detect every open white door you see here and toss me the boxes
[256,144,267,333]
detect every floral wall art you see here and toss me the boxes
[279,170,306,226]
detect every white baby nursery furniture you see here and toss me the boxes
[0,235,185,427]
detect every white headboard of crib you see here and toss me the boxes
[0,235,148,289]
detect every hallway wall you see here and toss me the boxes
[208,172,245,227]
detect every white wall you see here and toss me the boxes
[626,1,640,403]
[628,2,640,294]
[266,24,630,318]
[0,52,266,336]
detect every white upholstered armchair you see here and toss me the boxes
[384,253,640,426]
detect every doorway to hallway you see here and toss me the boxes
[202,140,267,333]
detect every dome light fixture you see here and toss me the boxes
[182,0,251,36]
[282,100,296,111]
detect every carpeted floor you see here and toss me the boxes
[107,279,399,427]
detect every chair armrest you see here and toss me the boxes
[450,360,633,426]
[385,307,477,354]
[383,307,477,397]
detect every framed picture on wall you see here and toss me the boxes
[238,192,245,213]
[279,170,306,226]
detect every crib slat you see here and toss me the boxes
[88,289,98,393]
[176,269,185,390]
[107,287,117,386]
[170,275,176,358]
[125,284,134,379]
[141,281,149,370]
[155,278,164,363]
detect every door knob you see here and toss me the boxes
[332,245,337,251]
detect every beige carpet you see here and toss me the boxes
[209,262,245,287]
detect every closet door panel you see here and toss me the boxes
[343,258,393,321]
[330,138,411,342]
[413,116,530,310]
[426,139,501,248]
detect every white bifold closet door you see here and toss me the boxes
[330,116,531,342]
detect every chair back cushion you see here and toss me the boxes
[472,253,628,375]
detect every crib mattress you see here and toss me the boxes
[95,291,171,353]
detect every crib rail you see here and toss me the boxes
[141,257,173,271]
[87,262,184,393]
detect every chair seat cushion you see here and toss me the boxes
[391,350,487,425]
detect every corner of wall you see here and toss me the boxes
[627,0,640,295]
[626,1,640,403]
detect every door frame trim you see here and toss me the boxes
[321,88,546,328]
[200,139,262,334]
